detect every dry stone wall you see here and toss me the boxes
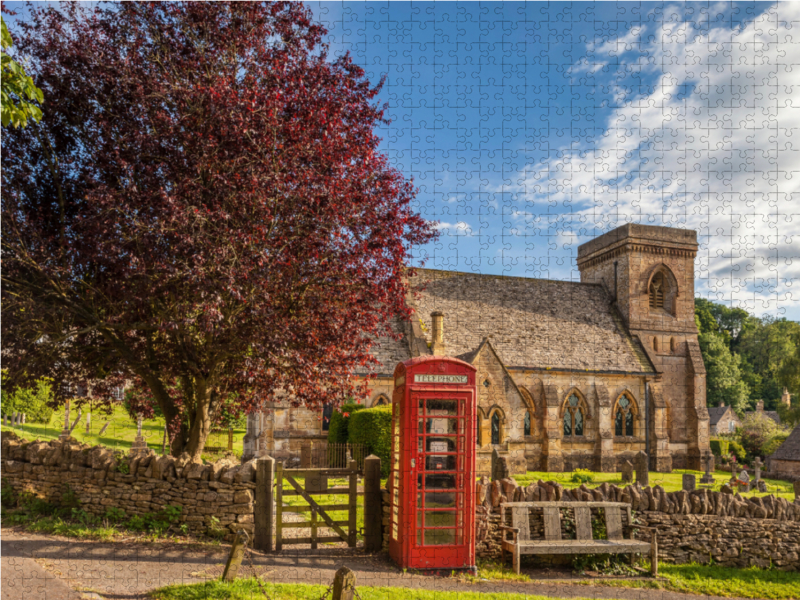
[1,432,256,538]
[382,477,800,570]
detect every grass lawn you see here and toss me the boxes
[149,579,617,600]
[515,469,796,502]
[0,404,245,462]
[464,560,800,600]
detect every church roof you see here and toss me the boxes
[382,268,655,374]
[770,425,800,462]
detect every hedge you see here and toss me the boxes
[327,402,364,444]
[348,405,392,477]
[710,439,730,457]
[729,440,746,462]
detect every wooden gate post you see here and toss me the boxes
[275,462,284,552]
[363,454,382,552]
[331,566,356,600]
[348,460,358,547]
[255,456,274,552]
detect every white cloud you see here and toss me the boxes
[517,3,800,317]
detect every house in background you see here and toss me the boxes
[708,402,741,436]
[767,425,800,477]
[745,399,783,427]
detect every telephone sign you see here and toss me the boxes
[388,356,477,572]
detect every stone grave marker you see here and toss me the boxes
[491,448,509,482]
[130,416,149,455]
[621,460,633,484]
[98,421,110,436]
[738,469,750,492]
[794,481,800,500]
[20,413,25,426]
[753,457,762,482]
[756,480,767,493]
[635,451,649,486]
[86,413,92,435]
[69,409,83,434]
[700,453,715,484]
[682,473,696,491]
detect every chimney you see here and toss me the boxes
[782,387,791,408]
[720,401,725,408]
[430,312,446,356]
[756,399,764,412]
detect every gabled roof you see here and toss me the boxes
[708,406,733,426]
[770,425,800,462]
[406,268,655,374]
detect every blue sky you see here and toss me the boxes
[303,1,799,320]
[5,2,799,320]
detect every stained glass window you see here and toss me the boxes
[614,394,636,437]
[524,411,531,436]
[563,394,585,437]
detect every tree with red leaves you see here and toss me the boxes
[1,2,436,462]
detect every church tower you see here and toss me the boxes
[577,224,708,470]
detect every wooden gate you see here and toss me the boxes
[275,460,359,551]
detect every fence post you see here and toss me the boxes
[331,566,356,600]
[363,454,382,552]
[227,427,234,451]
[221,529,248,582]
[348,460,357,547]
[275,462,284,552]
[255,456,274,552]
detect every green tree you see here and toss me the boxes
[736,411,786,460]
[1,17,43,127]
[694,298,719,335]
[738,317,800,409]
[0,371,55,423]
[698,332,749,413]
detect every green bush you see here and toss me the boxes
[348,405,392,477]
[570,469,594,484]
[0,372,55,424]
[327,402,364,444]
[728,440,746,462]
[710,439,730,457]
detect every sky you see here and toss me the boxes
[303,1,800,321]
[5,2,799,320]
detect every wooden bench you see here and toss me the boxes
[500,501,657,576]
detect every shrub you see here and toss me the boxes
[709,439,730,457]
[327,402,364,444]
[728,440,746,462]
[736,412,783,459]
[348,405,392,477]
[762,434,788,457]
[570,469,594,484]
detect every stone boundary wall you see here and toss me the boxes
[381,477,800,570]
[1,432,255,538]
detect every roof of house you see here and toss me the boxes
[367,268,656,375]
[745,409,782,426]
[770,425,800,462]
[708,406,733,426]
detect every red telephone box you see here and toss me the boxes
[388,356,477,572]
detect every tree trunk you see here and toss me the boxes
[183,379,214,463]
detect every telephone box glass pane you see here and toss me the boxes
[425,529,457,545]
[427,399,458,415]
[425,454,456,470]
[426,417,457,434]
[426,490,457,507]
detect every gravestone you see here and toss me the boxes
[86,413,91,435]
[794,481,800,500]
[700,453,715,484]
[69,409,83,434]
[753,457,762,482]
[98,421,110,436]
[59,403,71,440]
[635,451,649,486]
[491,448,509,482]
[756,480,767,493]
[682,473,696,491]
[738,469,750,492]
[130,416,149,455]
[621,460,634,484]
[20,413,25,426]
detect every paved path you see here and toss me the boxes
[1,529,751,600]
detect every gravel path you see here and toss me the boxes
[1,528,754,600]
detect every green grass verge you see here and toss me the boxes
[0,404,245,462]
[149,578,612,600]
[515,469,795,501]
[582,562,800,600]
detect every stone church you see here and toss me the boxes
[244,224,710,474]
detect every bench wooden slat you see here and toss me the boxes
[542,507,561,541]
[574,506,592,540]
[512,506,531,542]
[606,506,622,540]
[506,539,650,555]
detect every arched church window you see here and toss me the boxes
[670,337,676,352]
[374,395,389,407]
[563,394,585,437]
[524,411,531,436]
[491,412,500,445]
[653,337,659,351]
[322,404,333,431]
[614,394,636,437]
[649,272,665,308]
